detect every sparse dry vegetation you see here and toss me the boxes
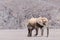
[0,0,60,29]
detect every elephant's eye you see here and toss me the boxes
[43,23,46,25]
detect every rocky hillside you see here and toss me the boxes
[0,0,60,29]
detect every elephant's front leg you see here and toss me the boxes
[47,27,49,37]
[41,28,44,36]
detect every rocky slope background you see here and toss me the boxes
[0,0,60,29]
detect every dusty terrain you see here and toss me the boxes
[0,29,60,40]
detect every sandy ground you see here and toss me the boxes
[0,29,60,40]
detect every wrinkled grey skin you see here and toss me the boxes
[27,22,49,37]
